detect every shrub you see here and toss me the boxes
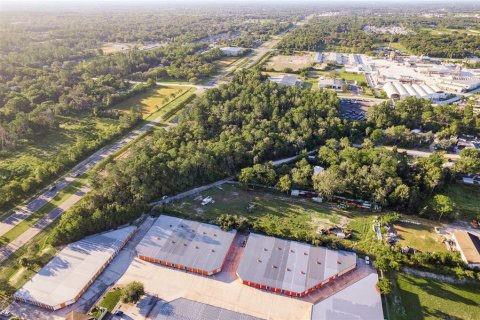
[121,281,145,304]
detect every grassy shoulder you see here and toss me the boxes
[386,272,480,320]
[0,176,89,246]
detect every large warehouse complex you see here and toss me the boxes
[236,233,357,297]
[136,215,237,275]
[12,216,379,320]
[13,226,136,310]
[383,81,446,100]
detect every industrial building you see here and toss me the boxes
[220,47,245,56]
[236,233,357,297]
[383,81,445,100]
[311,273,384,320]
[318,77,344,90]
[269,74,302,87]
[14,226,136,310]
[153,298,263,320]
[136,215,237,275]
[452,231,480,268]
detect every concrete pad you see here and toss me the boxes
[117,258,312,320]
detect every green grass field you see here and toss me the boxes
[112,85,192,119]
[99,288,123,311]
[438,184,480,220]
[165,184,348,237]
[386,273,480,320]
[394,217,447,253]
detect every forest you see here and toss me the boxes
[48,70,344,245]
[278,15,480,58]
[0,9,299,211]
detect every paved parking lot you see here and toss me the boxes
[114,230,376,320]
[339,98,375,121]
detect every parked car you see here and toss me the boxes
[365,256,370,265]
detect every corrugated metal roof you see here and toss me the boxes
[136,216,236,273]
[237,233,356,294]
[311,273,384,320]
[14,226,136,309]
[154,298,263,320]
[454,231,480,264]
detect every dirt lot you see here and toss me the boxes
[264,53,314,71]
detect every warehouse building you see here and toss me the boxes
[153,298,263,320]
[236,233,357,297]
[220,47,245,56]
[269,74,303,87]
[136,216,237,275]
[14,226,136,310]
[383,81,445,100]
[452,231,480,268]
[311,273,384,320]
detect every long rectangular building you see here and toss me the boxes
[14,226,136,310]
[237,233,356,297]
[136,216,237,275]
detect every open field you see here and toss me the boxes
[101,42,134,54]
[0,114,126,215]
[311,68,367,84]
[215,56,240,67]
[386,272,480,320]
[264,52,314,71]
[166,184,346,235]
[112,85,192,118]
[394,216,447,253]
[438,184,480,220]
[418,27,480,36]
[163,183,381,242]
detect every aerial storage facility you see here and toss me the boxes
[236,233,357,297]
[136,215,237,275]
[14,226,136,310]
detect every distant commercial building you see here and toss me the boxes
[383,81,445,100]
[452,231,480,268]
[439,78,480,93]
[318,77,344,90]
[269,74,302,87]
[220,46,245,56]
[136,216,236,275]
[237,233,357,297]
[14,226,136,310]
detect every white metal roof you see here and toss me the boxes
[311,273,384,320]
[14,226,136,309]
[237,233,356,294]
[135,216,236,273]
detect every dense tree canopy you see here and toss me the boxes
[48,70,344,245]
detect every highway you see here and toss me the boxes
[0,117,163,239]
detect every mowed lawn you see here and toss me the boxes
[394,216,447,253]
[387,273,480,320]
[165,184,347,237]
[438,184,480,220]
[112,85,191,118]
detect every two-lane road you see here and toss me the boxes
[0,117,163,239]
